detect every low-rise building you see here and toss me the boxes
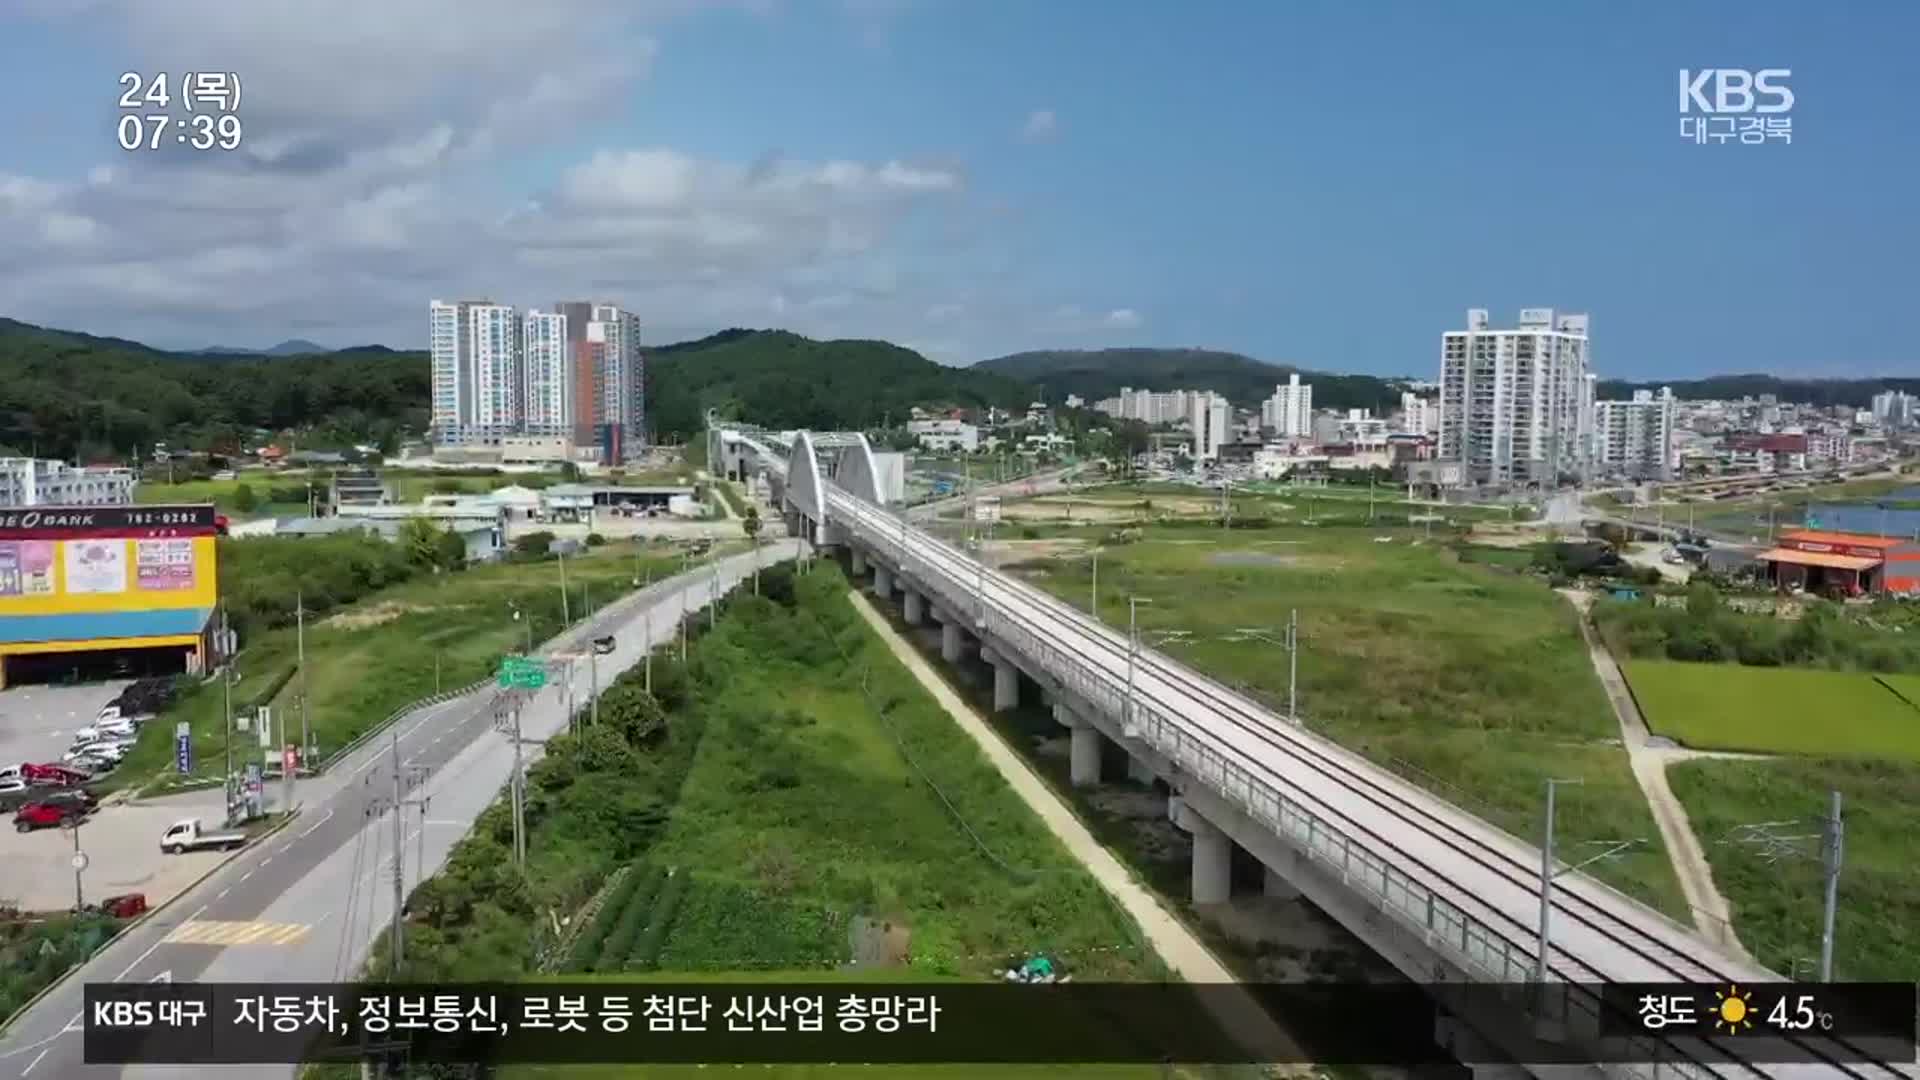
[907,419,980,453]
[0,459,136,508]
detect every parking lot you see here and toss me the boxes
[0,680,130,771]
[2,794,233,911]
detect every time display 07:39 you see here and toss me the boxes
[118,113,241,151]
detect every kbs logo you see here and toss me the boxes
[1678,69,1793,146]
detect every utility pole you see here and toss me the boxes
[644,610,653,694]
[221,603,234,818]
[1127,596,1153,730]
[389,734,405,974]
[590,645,600,727]
[558,550,570,624]
[297,591,310,769]
[1533,777,1641,1017]
[1090,550,1098,616]
[1287,608,1299,724]
[510,696,526,866]
[1820,789,1843,982]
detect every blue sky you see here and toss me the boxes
[0,1,1914,379]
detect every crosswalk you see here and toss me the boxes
[163,920,310,947]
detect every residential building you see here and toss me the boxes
[1872,389,1915,428]
[1098,387,1199,426]
[1337,408,1389,447]
[430,300,522,447]
[520,309,570,438]
[1594,387,1675,481]
[585,303,646,462]
[1436,307,1594,487]
[328,468,390,510]
[907,419,979,452]
[1397,392,1436,436]
[1187,391,1230,463]
[1260,374,1313,437]
[0,459,136,507]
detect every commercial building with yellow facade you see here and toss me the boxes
[0,504,223,689]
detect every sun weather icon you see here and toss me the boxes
[1713,985,1754,1034]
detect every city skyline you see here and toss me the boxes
[0,4,1915,378]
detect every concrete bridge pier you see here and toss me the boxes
[1053,703,1102,787]
[980,646,1019,712]
[850,548,867,576]
[873,564,893,598]
[938,614,966,663]
[903,589,925,626]
[1170,796,1232,905]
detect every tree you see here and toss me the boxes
[397,516,444,568]
[742,505,762,543]
[512,530,556,561]
[231,482,256,513]
[434,527,469,570]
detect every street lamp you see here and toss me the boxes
[509,603,532,654]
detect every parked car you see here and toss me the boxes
[94,718,138,738]
[64,743,126,766]
[14,801,86,832]
[80,893,148,919]
[0,764,21,784]
[159,819,247,854]
[22,763,91,787]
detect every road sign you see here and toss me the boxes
[244,761,263,795]
[256,706,272,748]
[175,732,192,775]
[497,655,547,689]
[283,744,298,776]
[70,851,89,872]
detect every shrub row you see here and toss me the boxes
[567,863,644,972]
[595,866,667,973]
[627,869,690,971]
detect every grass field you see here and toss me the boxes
[106,542,727,794]
[1878,673,1920,712]
[1668,755,1920,980]
[135,469,315,519]
[1625,661,1920,761]
[640,568,1157,981]
[1008,519,1684,915]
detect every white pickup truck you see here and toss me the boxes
[159,818,247,855]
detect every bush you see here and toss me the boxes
[232,482,256,512]
[586,532,608,547]
[627,869,690,970]
[596,867,665,972]
[512,531,556,561]
[570,864,650,972]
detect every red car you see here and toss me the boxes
[22,763,91,788]
[13,801,85,832]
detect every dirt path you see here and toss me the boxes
[847,591,1311,1071]
[1559,589,1748,958]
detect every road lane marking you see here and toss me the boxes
[297,807,335,837]
[238,870,253,882]
[259,856,271,866]
[22,1048,47,1075]
[163,920,311,947]
[215,888,229,899]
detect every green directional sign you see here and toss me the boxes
[496,655,547,689]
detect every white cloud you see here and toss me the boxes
[1104,308,1142,329]
[1020,109,1059,143]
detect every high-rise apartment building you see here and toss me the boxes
[1436,307,1594,487]
[521,310,570,438]
[1187,391,1230,462]
[1595,387,1675,481]
[431,299,646,461]
[1397,392,1435,437]
[1260,373,1313,437]
[1872,389,1915,428]
[429,300,522,447]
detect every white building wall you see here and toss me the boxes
[521,310,570,438]
[1187,392,1230,462]
[0,459,138,507]
[1262,374,1313,437]
[1437,308,1592,486]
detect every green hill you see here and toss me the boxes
[0,318,427,461]
[646,329,1033,441]
[975,347,1404,412]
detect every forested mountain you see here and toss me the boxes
[1596,374,1920,409]
[975,347,1405,413]
[0,318,427,461]
[646,329,1033,441]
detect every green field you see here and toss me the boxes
[107,542,728,794]
[1669,756,1920,980]
[136,469,317,518]
[1879,673,1920,711]
[1009,519,1684,915]
[1625,661,1920,760]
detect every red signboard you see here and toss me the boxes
[0,505,220,540]
[1786,541,1887,560]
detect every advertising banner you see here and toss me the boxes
[0,541,57,596]
[0,505,219,539]
[63,539,128,595]
[136,538,197,591]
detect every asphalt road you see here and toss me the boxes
[0,544,797,1079]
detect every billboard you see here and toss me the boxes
[0,505,219,623]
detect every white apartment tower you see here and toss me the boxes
[1261,373,1313,437]
[1595,387,1676,481]
[1437,308,1594,487]
[1187,391,1230,462]
[430,300,522,447]
[520,309,570,438]
[1397,392,1435,436]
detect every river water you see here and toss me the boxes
[1802,486,1920,538]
